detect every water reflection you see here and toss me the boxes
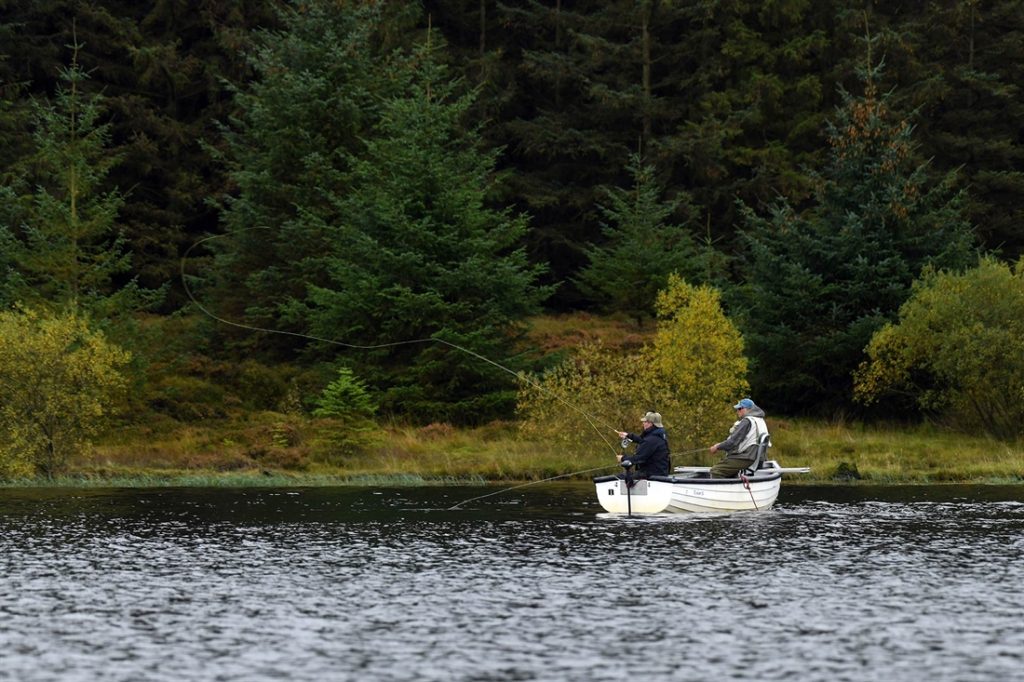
[1,484,1022,681]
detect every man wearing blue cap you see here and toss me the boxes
[708,398,768,478]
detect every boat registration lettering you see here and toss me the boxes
[688,488,704,497]
[618,481,648,496]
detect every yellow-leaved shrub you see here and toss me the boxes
[0,307,131,479]
[517,275,749,462]
[516,341,657,453]
[653,274,749,451]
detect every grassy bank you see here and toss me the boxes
[4,412,1015,487]
[3,313,1020,488]
[768,418,1023,484]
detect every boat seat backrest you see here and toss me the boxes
[743,432,772,475]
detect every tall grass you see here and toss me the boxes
[770,418,1023,483]
[49,412,1020,487]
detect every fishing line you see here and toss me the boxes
[180,227,622,453]
[446,464,618,510]
[446,445,710,510]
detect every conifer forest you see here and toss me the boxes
[2,0,1024,454]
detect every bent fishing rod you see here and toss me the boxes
[181,227,625,456]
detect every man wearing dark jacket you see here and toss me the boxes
[615,411,671,477]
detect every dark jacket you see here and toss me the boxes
[623,425,671,477]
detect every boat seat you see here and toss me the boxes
[742,433,772,476]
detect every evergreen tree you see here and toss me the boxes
[734,59,976,415]
[826,2,1024,262]
[486,1,838,303]
[212,0,416,354]
[492,0,695,306]
[574,153,718,320]
[93,0,283,303]
[891,0,1024,261]
[666,0,834,247]
[312,367,376,420]
[306,37,551,423]
[0,58,29,306]
[1,38,160,319]
[0,0,283,306]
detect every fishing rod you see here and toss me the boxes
[446,464,619,510]
[447,444,709,510]
[180,227,624,454]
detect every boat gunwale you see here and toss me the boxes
[593,472,782,485]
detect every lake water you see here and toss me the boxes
[1,483,1022,681]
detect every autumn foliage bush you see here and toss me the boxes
[517,275,749,458]
[0,308,130,478]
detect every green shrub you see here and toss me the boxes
[855,257,1024,439]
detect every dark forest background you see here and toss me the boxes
[1,0,1022,426]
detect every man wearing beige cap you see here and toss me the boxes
[615,411,671,477]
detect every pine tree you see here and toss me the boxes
[734,58,976,415]
[2,36,160,319]
[574,153,718,321]
[306,36,551,423]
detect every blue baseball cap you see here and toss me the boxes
[733,398,755,410]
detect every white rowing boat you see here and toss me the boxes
[593,459,810,515]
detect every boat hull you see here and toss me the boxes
[594,472,782,514]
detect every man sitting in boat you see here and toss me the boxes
[708,398,768,478]
[615,411,671,477]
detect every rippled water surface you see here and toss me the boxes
[2,483,1023,681]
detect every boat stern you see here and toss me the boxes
[593,476,674,514]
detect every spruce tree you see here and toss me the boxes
[212,0,416,353]
[306,37,551,423]
[666,0,834,249]
[0,0,283,305]
[734,59,975,415]
[894,1,1024,261]
[492,0,696,306]
[574,153,718,321]
[2,38,159,319]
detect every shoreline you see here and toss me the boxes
[2,471,1021,489]
[3,414,1020,489]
